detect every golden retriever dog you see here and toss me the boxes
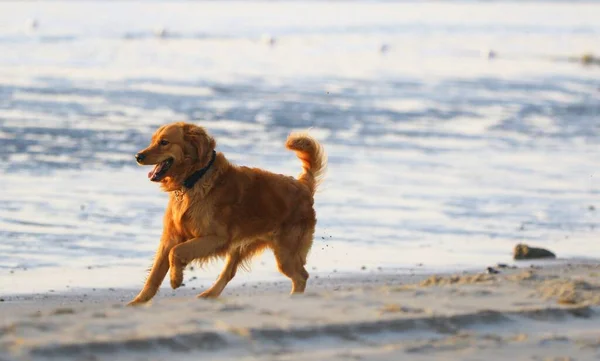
[128,122,326,305]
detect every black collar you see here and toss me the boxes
[183,150,217,189]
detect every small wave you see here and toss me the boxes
[122,31,228,41]
[0,34,77,44]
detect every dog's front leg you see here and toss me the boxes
[128,236,178,306]
[169,235,227,289]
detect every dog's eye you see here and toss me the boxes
[159,140,169,146]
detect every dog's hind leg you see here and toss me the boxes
[198,240,268,298]
[274,247,309,294]
[273,226,314,294]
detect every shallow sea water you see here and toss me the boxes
[0,1,599,294]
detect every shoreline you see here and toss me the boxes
[1,257,594,313]
[1,257,587,310]
[2,260,599,360]
[3,242,591,297]
[0,271,432,317]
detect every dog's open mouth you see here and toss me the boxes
[148,158,173,182]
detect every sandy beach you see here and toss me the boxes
[1,261,599,361]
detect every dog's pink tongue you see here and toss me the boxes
[148,163,162,179]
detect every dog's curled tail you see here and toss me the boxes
[286,132,327,196]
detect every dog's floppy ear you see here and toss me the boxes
[183,123,216,162]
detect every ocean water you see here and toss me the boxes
[1,1,600,294]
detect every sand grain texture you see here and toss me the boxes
[1,264,600,360]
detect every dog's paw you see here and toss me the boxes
[197,289,219,299]
[170,267,183,289]
[127,298,146,306]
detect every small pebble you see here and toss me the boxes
[260,33,276,46]
[480,48,497,59]
[486,267,500,274]
[154,26,168,38]
[497,263,517,269]
[26,18,39,30]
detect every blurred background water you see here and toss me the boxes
[1,1,599,294]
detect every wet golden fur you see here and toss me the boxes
[128,122,326,305]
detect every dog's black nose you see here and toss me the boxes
[135,153,145,162]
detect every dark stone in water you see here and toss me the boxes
[513,243,556,260]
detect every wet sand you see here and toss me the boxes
[1,261,599,361]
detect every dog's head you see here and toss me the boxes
[135,122,216,183]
